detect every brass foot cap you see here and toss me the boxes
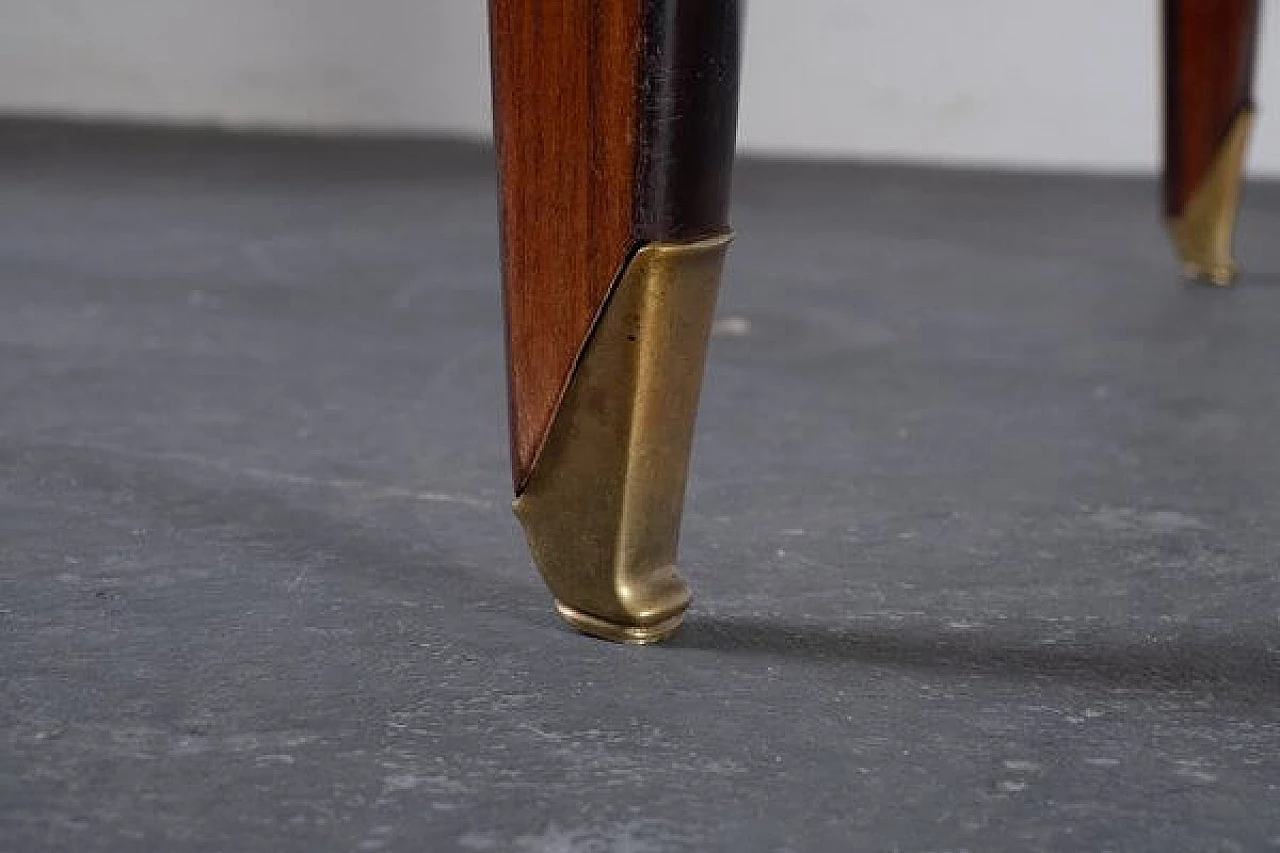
[554,601,684,645]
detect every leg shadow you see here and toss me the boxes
[674,614,1280,703]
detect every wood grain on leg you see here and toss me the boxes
[489,0,643,488]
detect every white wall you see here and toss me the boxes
[3,0,1279,174]
[0,1,493,137]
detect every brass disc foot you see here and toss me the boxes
[554,601,685,645]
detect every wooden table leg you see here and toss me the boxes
[1164,0,1261,285]
[488,1,743,643]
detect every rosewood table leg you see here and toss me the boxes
[488,1,743,643]
[1164,0,1261,285]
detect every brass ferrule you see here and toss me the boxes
[513,234,732,643]
[1170,109,1254,287]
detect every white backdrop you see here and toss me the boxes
[3,0,1279,173]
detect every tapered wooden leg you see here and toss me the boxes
[488,1,742,642]
[1164,0,1261,285]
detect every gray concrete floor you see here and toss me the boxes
[1,121,1279,852]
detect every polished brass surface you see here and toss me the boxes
[554,602,686,645]
[513,234,732,644]
[1170,109,1255,286]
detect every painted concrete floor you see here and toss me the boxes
[2,121,1278,852]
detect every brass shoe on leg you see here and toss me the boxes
[513,235,731,644]
[1168,109,1254,287]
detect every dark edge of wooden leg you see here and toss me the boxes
[634,0,743,242]
[1163,0,1181,219]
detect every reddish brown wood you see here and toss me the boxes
[1164,0,1260,217]
[489,0,644,488]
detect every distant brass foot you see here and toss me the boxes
[513,235,731,644]
[1169,109,1254,287]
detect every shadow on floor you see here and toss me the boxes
[673,615,1280,702]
